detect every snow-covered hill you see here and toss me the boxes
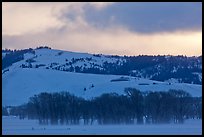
[2,47,202,85]
[2,47,202,106]
[2,48,125,72]
[2,67,202,106]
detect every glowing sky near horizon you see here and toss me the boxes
[2,2,202,56]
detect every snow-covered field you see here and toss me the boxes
[2,68,202,106]
[2,116,202,135]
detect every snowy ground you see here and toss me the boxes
[2,116,202,135]
[2,68,202,106]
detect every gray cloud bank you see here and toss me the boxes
[82,2,202,33]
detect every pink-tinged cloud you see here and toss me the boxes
[2,2,202,56]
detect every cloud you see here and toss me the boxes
[2,2,202,56]
[3,26,202,56]
[2,2,114,35]
[3,2,201,35]
[83,2,202,33]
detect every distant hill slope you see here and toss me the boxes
[2,68,202,106]
[2,47,202,85]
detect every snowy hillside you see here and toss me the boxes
[2,47,202,85]
[2,48,125,73]
[2,67,202,106]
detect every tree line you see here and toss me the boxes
[2,48,35,70]
[5,88,202,125]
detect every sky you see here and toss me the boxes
[2,2,202,56]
